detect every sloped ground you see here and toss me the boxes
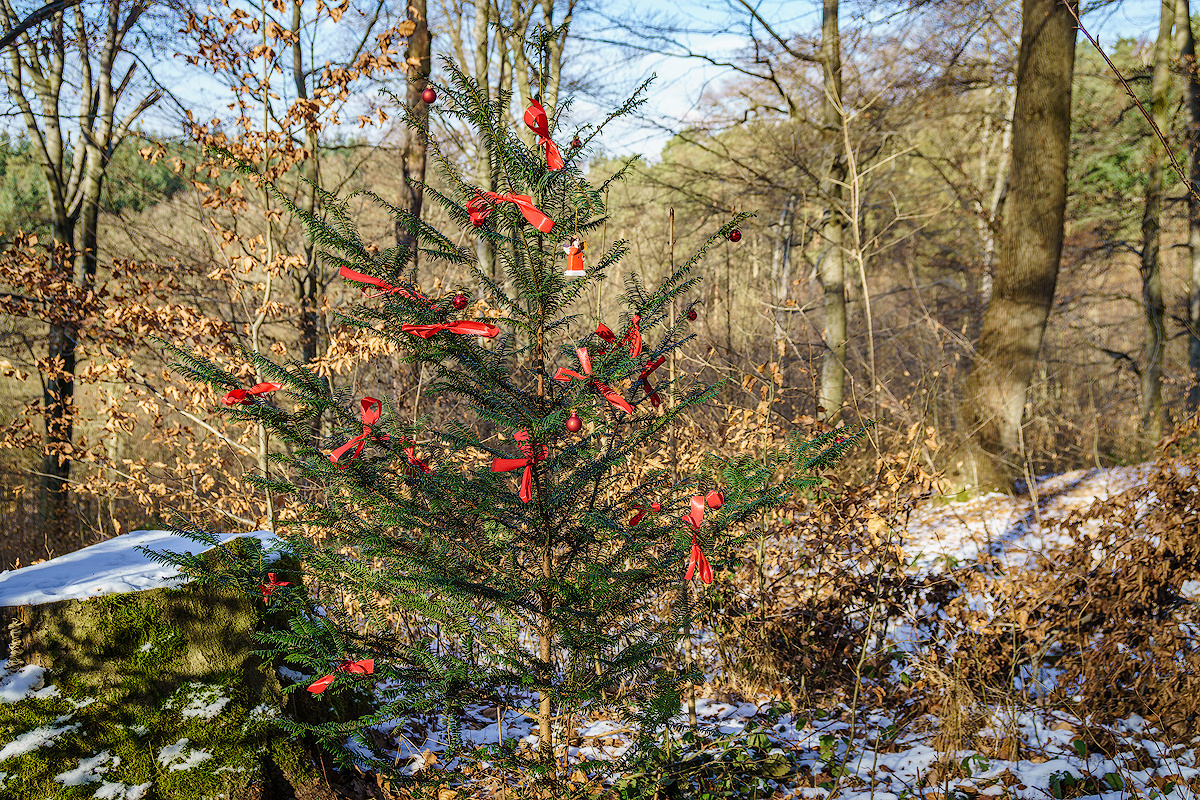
[2,463,1199,799]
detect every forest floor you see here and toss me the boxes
[1,462,1198,799]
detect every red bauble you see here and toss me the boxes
[687,308,697,322]
[566,411,582,433]
[729,228,742,242]
[421,87,437,104]
[452,293,468,310]
[571,137,582,149]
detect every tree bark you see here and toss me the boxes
[1178,0,1200,414]
[817,0,846,421]
[396,0,431,258]
[1,0,155,531]
[956,0,1078,493]
[1139,0,1173,445]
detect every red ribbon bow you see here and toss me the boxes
[307,659,375,695]
[554,347,634,414]
[629,502,661,527]
[340,265,430,305]
[402,320,499,339]
[706,490,724,509]
[491,429,547,503]
[683,495,713,583]
[481,191,555,233]
[523,99,565,171]
[260,572,290,600]
[331,397,389,467]
[467,195,493,227]
[594,315,643,358]
[222,382,282,406]
[404,443,431,474]
[685,534,714,584]
[638,355,666,408]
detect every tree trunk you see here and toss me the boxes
[956,0,1078,493]
[817,0,846,421]
[1178,0,1200,414]
[396,0,431,257]
[473,0,494,288]
[1140,0,1174,445]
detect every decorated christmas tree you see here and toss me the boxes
[145,47,862,794]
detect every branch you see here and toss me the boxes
[0,0,84,51]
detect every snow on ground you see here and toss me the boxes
[0,529,281,606]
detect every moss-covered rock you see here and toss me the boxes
[0,536,337,799]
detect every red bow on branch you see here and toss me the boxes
[331,397,389,467]
[467,195,492,227]
[222,382,282,406]
[404,444,431,474]
[481,191,555,233]
[340,265,430,305]
[402,320,499,339]
[260,572,290,600]
[307,659,375,695]
[638,355,666,408]
[491,429,547,503]
[629,502,661,527]
[595,315,642,359]
[683,495,713,583]
[554,347,634,414]
[524,99,565,171]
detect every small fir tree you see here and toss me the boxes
[146,44,863,793]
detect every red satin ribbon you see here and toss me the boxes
[404,444,431,474]
[706,490,724,509]
[491,429,547,503]
[685,534,714,584]
[307,659,375,695]
[260,572,290,600]
[482,191,555,233]
[639,355,666,408]
[629,502,661,527]
[340,265,430,304]
[402,320,499,339]
[467,195,492,226]
[331,397,389,467]
[595,316,642,358]
[554,347,634,414]
[222,382,282,406]
[684,494,706,531]
[523,99,565,171]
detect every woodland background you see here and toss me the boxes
[0,0,1187,570]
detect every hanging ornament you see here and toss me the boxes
[571,137,582,149]
[687,308,697,322]
[421,86,437,104]
[452,293,468,310]
[563,236,587,277]
[729,228,742,242]
[565,411,582,433]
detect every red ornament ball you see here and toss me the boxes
[421,86,437,104]
[687,308,697,322]
[571,137,582,149]
[729,228,742,242]
[566,411,582,433]
[452,293,468,310]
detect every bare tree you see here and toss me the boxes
[956,0,1079,492]
[0,0,161,530]
[1177,0,1200,414]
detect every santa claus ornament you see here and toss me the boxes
[563,236,587,277]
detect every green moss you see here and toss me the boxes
[0,539,330,798]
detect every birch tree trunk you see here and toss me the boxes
[817,0,846,421]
